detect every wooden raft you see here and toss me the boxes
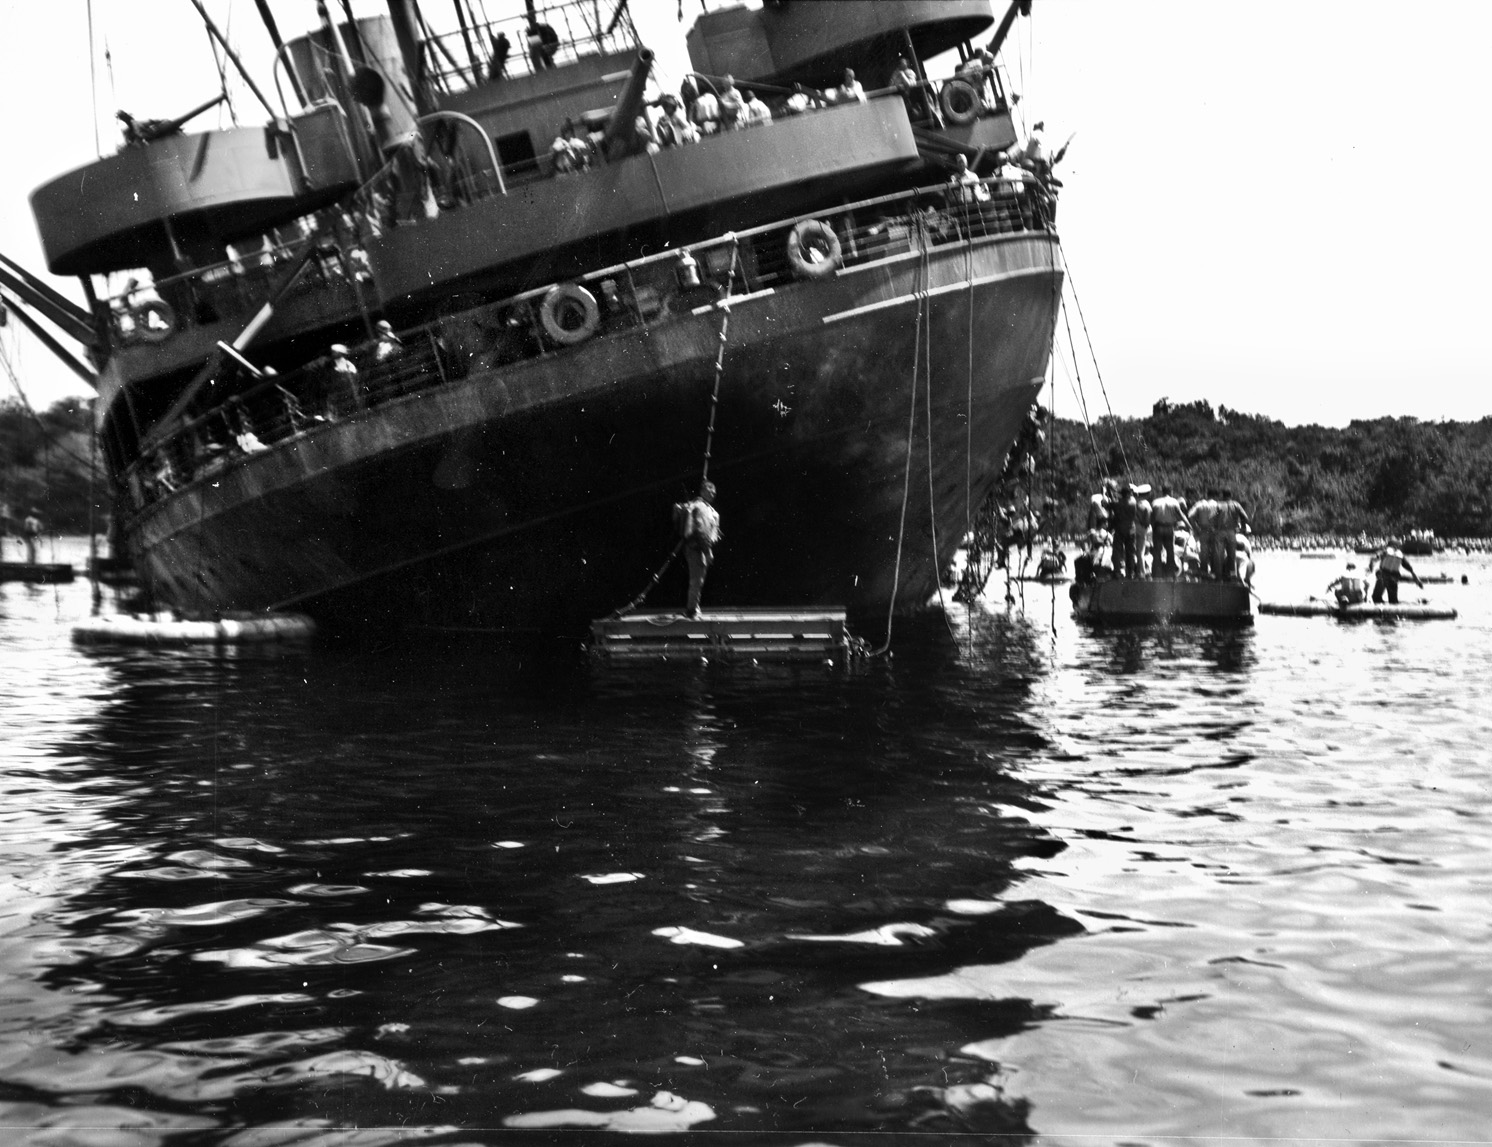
[591,608,852,661]
[1259,601,1457,620]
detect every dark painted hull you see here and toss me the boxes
[0,562,75,585]
[1072,578,1254,625]
[129,232,1061,633]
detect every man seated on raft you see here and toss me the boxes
[1325,562,1370,607]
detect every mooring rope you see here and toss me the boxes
[872,220,930,657]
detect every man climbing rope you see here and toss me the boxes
[674,482,721,618]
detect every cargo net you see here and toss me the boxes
[952,403,1049,603]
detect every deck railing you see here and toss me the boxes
[123,177,1056,515]
[421,0,640,93]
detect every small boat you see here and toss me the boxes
[0,562,75,584]
[1299,550,1338,559]
[72,611,316,646]
[1070,578,1253,624]
[1401,530,1440,556]
[1259,601,1457,620]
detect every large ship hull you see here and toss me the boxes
[128,231,1062,633]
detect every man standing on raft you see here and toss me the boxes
[674,482,722,619]
[1367,542,1423,604]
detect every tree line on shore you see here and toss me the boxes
[0,398,102,535]
[1017,398,1492,541]
[4,395,1491,541]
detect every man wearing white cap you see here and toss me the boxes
[374,320,402,363]
[330,343,360,416]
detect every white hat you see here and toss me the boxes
[330,344,349,355]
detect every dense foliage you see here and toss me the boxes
[3,394,1490,540]
[0,398,108,535]
[1023,399,1492,538]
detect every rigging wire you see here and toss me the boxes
[203,1,240,127]
[872,220,930,657]
[963,242,974,541]
[104,36,117,126]
[87,0,100,156]
[924,245,955,642]
[1058,289,1120,476]
[1064,269,1127,474]
[0,336,94,471]
[963,234,975,654]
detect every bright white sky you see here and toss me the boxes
[0,0,1488,428]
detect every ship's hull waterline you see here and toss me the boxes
[129,232,1063,633]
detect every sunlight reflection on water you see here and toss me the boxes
[1,542,1490,1142]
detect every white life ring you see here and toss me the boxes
[939,77,981,126]
[131,299,177,344]
[786,220,842,280]
[539,283,600,346]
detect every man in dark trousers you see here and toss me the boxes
[1110,484,1138,578]
[675,482,721,618]
[1215,488,1251,581]
[22,508,42,564]
[1148,483,1190,577]
[1368,542,1423,604]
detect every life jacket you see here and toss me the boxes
[674,499,720,546]
[1378,549,1403,575]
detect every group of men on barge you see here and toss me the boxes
[1077,480,1252,585]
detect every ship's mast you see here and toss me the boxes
[253,0,308,106]
[986,0,1032,58]
[386,0,436,115]
[186,0,278,119]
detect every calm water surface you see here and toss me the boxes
[3,538,1490,1145]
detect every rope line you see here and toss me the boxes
[1058,294,1107,482]
[872,220,930,657]
[607,237,739,620]
[1064,268,1127,473]
[698,237,740,488]
[964,236,975,652]
[87,0,100,157]
[925,247,955,640]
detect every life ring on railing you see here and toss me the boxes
[939,77,981,126]
[130,299,177,344]
[539,283,600,346]
[786,220,842,280]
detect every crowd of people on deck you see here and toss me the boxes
[546,51,1057,197]
[138,319,414,502]
[550,67,876,171]
[1073,480,1255,587]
